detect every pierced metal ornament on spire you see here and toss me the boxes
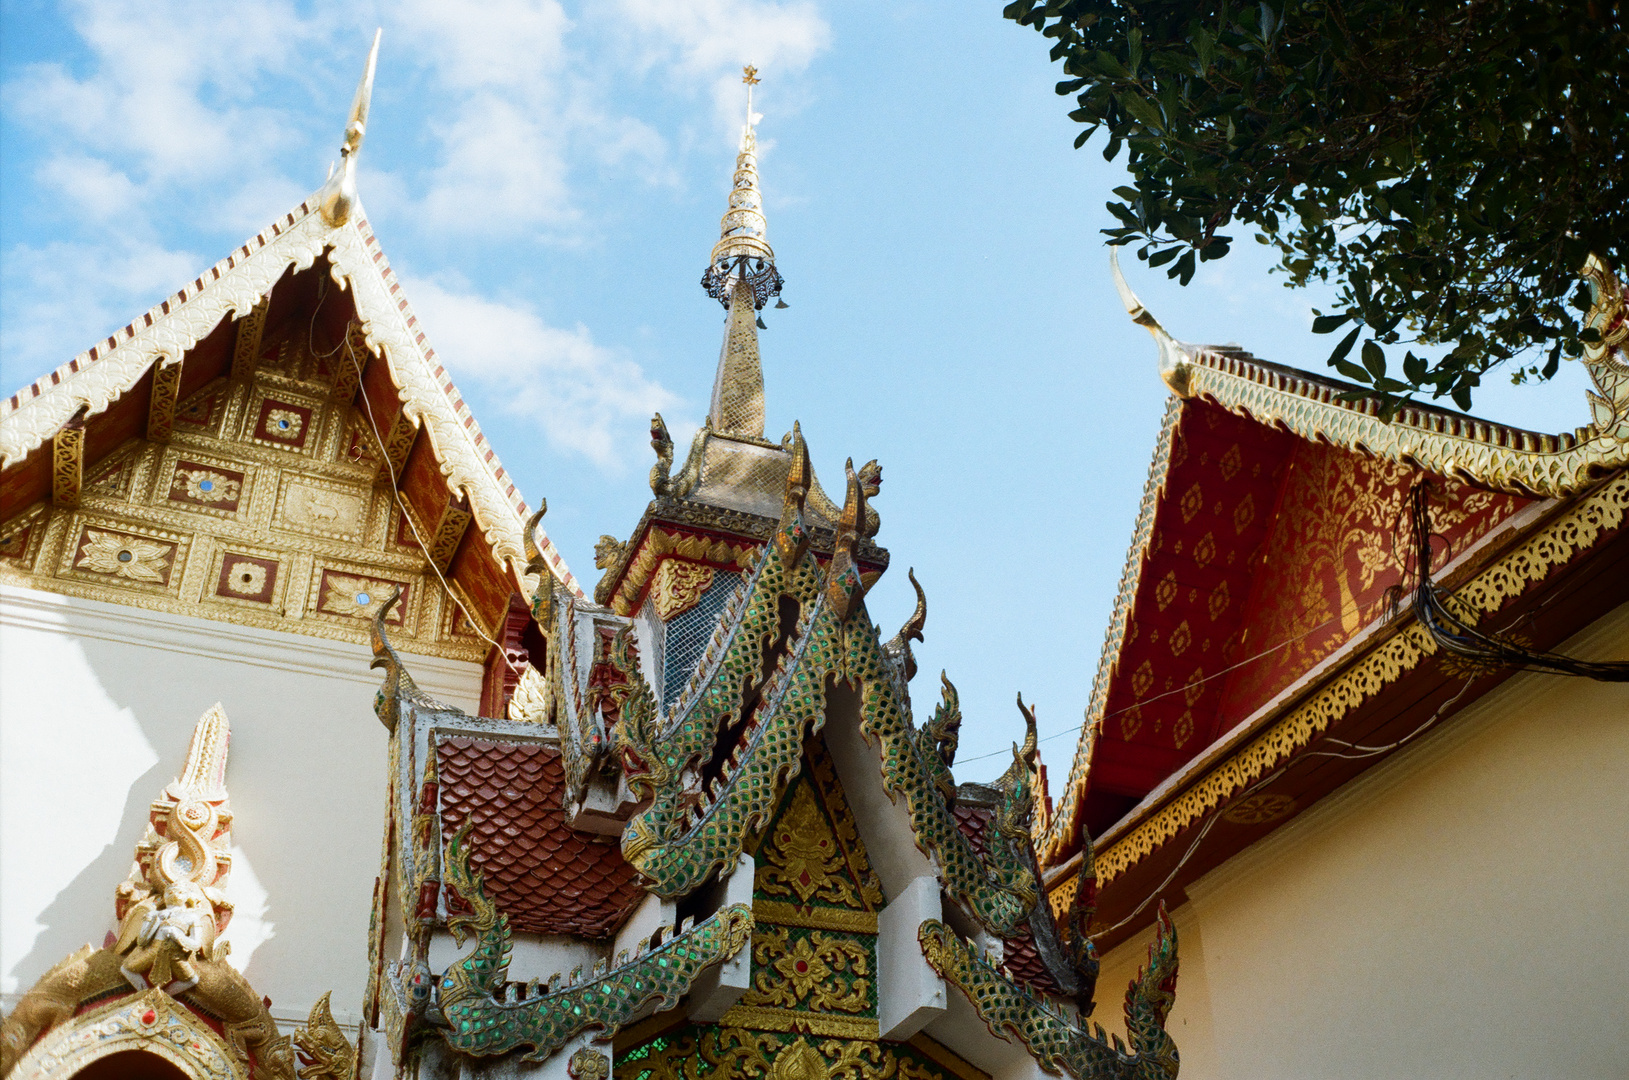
[701,66,784,310]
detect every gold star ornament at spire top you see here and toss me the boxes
[742,65,760,85]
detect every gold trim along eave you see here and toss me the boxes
[1048,470,1628,911]
[1180,351,1627,499]
[0,192,583,601]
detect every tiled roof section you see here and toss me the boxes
[950,801,1062,996]
[952,803,991,862]
[1001,924,1061,996]
[437,735,644,938]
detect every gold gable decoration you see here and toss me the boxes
[1,705,353,1080]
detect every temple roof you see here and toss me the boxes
[1032,253,1629,941]
[0,43,583,634]
[590,96,886,616]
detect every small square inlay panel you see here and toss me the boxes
[216,554,279,603]
[252,398,314,450]
[167,460,246,514]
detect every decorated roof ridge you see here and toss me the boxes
[0,101,583,600]
[1,197,318,429]
[1110,247,1629,498]
[1037,396,1181,865]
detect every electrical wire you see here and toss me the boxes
[342,329,523,678]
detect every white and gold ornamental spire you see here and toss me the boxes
[703,66,784,440]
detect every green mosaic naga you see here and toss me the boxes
[609,456,1043,938]
[433,821,753,1061]
[919,906,1181,1080]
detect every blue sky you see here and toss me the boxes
[0,0,1595,779]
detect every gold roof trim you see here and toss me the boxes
[0,194,582,601]
[1111,249,1629,498]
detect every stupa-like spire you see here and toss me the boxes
[703,66,784,439]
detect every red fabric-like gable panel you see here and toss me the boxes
[1090,401,1293,806]
[1215,440,1530,721]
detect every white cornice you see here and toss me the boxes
[0,583,481,707]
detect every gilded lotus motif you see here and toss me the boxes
[264,408,305,439]
[223,560,268,596]
[77,530,171,584]
[172,468,241,505]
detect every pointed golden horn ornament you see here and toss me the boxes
[1110,245,1195,396]
[320,28,381,227]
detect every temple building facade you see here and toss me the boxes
[2,44,1626,1080]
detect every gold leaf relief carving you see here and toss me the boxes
[740,926,871,1015]
[223,560,267,596]
[757,780,862,910]
[282,482,365,537]
[76,529,173,584]
[172,468,241,505]
[651,559,716,621]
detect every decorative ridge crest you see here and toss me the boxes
[317,29,380,228]
[919,908,1180,1080]
[1110,247,1629,497]
[0,183,583,598]
[413,821,754,1061]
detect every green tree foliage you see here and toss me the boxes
[1003,0,1627,412]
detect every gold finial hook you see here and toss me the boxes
[742,65,760,133]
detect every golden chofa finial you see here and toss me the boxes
[319,28,381,228]
[702,64,783,312]
[1110,245,1195,397]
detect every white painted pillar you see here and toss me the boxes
[877,875,947,1039]
[686,854,755,1021]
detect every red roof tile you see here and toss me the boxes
[949,802,1061,995]
[438,736,644,938]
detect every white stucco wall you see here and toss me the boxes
[1088,600,1629,1080]
[0,583,483,1031]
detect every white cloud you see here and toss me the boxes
[33,155,140,220]
[6,0,317,187]
[610,0,831,135]
[400,275,679,467]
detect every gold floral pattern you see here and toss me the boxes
[264,408,304,440]
[318,571,405,622]
[651,559,716,621]
[76,529,172,584]
[757,781,861,909]
[223,560,268,596]
[739,927,871,1014]
[172,468,241,505]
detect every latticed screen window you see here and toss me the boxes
[661,571,740,708]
